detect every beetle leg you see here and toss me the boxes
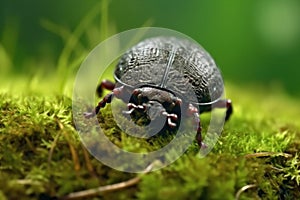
[212,99,233,121]
[161,111,178,128]
[123,108,135,115]
[194,112,203,147]
[84,86,124,118]
[225,99,233,121]
[187,103,198,115]
[123,103,146,115]
[186,103,205,147]
[96,79,115,97]
[128,103,145,110]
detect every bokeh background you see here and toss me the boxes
[1,0,300,96]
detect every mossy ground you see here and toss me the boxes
[0,83,299,200]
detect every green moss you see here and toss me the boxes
[0,83,300,199]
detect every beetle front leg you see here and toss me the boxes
[161,112,178,128]
[84,86,124,118]
[123,103,146,114]
[96,79,115,97]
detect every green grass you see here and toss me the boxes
[0,83,299,200]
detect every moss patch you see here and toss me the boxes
[0,84,300,199]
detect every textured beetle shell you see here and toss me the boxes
[114,37,224,104]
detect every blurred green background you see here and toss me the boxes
[1,0,300,96]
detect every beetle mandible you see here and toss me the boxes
[84,37,233,147]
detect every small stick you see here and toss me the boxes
[244,152,292,159]
[62,176,140,200]
[61,163,155,200]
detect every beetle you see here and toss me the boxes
[84,37,233,147]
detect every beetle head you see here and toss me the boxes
[125,86,182,127]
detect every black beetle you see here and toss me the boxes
[84,37,233,147]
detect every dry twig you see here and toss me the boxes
[244,152,292,159]
[61,162,155,200]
